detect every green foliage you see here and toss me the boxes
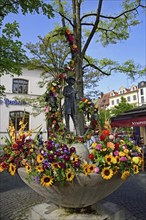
[111,96,134,116]
[0,0,54,25]
[0,22,28,78]
[0,0,54,96]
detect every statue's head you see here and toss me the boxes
[66,76,75,85]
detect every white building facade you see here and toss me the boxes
[0,68,47,145]
[108,81,146,109]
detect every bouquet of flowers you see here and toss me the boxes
[0,118,143,187]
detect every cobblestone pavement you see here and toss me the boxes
[0,171,146,220]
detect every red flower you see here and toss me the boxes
[88,153,94,160]
[100,135,106,141]
[12,143,19,150]
[102,129,109,136]
[115,143,119,149]
[1,162,9,170]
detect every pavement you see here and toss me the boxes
[0,171,146,220]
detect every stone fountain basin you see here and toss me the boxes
[18,168,124,208]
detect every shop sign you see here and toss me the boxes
[0,98,27,107]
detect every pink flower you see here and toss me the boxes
[44,106,49,113]
[96,144,101,150]
[94,167,100,173]
[114,150,119,156]
[120,157,127,161]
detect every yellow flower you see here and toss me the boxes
[101,167,113,180]
[102,147,107,152]
[66,169,75,181]
[36,165,44,173]
[82,163,90,176]
[0,165,4,172]
[92,142,97,148]
[121,171,130,180]
[115,156,120,164]
[70,154,79,162]
[105,155,114,165]
[9,163,16,176]
[133,165,139,174]
[135,145,141,152]
[25,164,32,173]
[40,175,54,187]
[51,162,60,170]
[132,157,140,164]
[120,140,125,145]
[37,154,44,163]
[119,151,125,157]
[124,149,129,154]
[87,164,96,173]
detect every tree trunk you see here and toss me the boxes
[73,0,85,136]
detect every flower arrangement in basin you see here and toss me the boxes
[0,115,143,208]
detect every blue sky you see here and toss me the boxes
[2,0,146,94]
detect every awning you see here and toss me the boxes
[111,116,146,127]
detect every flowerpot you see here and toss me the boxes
[18,168,125,208]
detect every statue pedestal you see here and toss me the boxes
[29,201,125,220]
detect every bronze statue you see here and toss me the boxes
[63,76,77,132]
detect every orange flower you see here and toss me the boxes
[107,142,115,150]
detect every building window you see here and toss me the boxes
[116,99,119,104]
[9,111,29,131]
[140,88,144,96]
[141,96,144,104]
[133,95,137,101]
[12,79,28,94]
[127,96,130,102]
[111,100,114,105]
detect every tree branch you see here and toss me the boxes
[83,57,110,76]
[81,2,145,22]
[81,0,103,58]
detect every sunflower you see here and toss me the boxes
[121,171,130,180]
[105,155,114,165]
[133,165,139,174]
[25,164,32,173]
[51,162,60,170]
[101,167,113,180]
[82,163,90,176]
[9,163,16,176]
[87,164,96,173]
[36,165,44,173]
[37,154,44,163]
[115,156,120,164]
[40,175,54,187]
[70,154,79,163]
[66,169,75,181]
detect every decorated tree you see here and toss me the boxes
[26,0,146,135]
